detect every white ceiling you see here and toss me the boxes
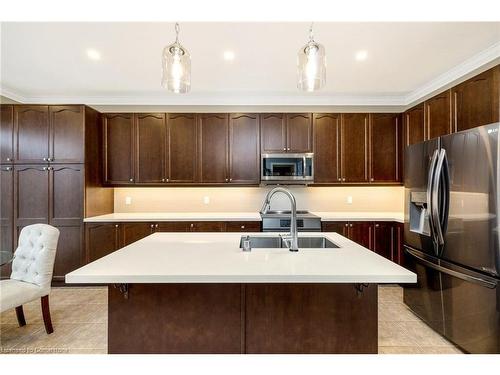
[1,22,499,109]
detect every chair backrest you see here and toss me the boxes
[11,224,60,289]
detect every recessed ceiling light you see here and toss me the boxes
[355,50,368,61]
[86,48,101,61]
[223,51,235,61]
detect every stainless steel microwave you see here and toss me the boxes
[260,153,314,184]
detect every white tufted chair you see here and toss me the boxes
[0,224,60,334]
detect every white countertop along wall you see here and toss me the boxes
[65,232,416,284]
[84,211,404,223]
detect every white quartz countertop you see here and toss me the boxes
[65,232,416,284]
[83,212,262,222]
[312,212,404,223]
[83,211,404,223]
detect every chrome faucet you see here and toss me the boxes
[260,187,299,252]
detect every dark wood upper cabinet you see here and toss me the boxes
[260,114,286,153]
[103,113,134,184]
[229,114,259,184]
[425,90,452,140]
[370,113,401,183]
[135,113,167,184]
[286,113,312,152]
[452,66,500,132]
[198,114,228,183]
[342,113,369,183]
[313,114,341,183]
[404,104,425,146]
[49,106,85,163]
[14,106,50,164]
[168,114,197,183]
[1,105,14,163]
[372,222,394,260]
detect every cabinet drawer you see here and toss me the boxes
[189,221,226,232]
[225,221,261,232]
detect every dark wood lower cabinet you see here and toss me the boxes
[52,226,83,282]
[121,222,154,246]
[86,223,121,262]
[108,283,378,354]
[225,221,261,232]
[323,220,403,265]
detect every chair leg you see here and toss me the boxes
[15,306,26,327]
[40,295,53,334]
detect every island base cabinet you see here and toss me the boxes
[107,283,377,354]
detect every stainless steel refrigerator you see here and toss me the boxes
[404,122,500,354]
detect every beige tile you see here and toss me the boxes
[378,346,424,354]
[378,322,419,347]
[378,285,403,303]
[0,323,44,350]
[378,302,420,322]
[419,346,463,354]
[399,320,453,347]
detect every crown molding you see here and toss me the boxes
[1,42,499,111]
[404,41,500,108]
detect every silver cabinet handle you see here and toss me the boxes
[345,223,348,227]
[47,166,53,171]
[161,178,166,182]
[129,178,134,182]
[42,167,48,171]
[155,224,159,228]
[115,224,119,228]
[190,223,194,228]
[150,224,154,228]
[225,178,228,182]
[240,225,245,229]
[166,178,169,182]
[287,147,290,151]
[375,224,380,228]
[43,157,47,161]
[349,224,353,227]
[342,178,346,182]
[4,167,12,171]
[338,178,341,181]
[229,178,233,182]
[370,178,374,182]
[48,157,54,162]
[283,147,286,151]
[6,157,11,161]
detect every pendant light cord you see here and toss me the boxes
[309,22,314,42]
[175,22,180,43]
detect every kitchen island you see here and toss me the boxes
[66,232,416,354]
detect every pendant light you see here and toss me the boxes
[297,23,326,92]
[162,23,191,94]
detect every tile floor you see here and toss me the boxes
[0,285,462,354]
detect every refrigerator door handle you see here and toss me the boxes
[431,149,447,246]
[427,149,440,248]
[405,247,498,289]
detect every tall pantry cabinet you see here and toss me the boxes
[0,105,113,282]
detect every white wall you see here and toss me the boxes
[114,186,404,213]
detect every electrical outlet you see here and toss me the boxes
[203,196,210,205]
[125,196,132,205]
[347,196,353,204]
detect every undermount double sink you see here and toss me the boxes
[239,235,340,249]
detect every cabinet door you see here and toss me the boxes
[0,166,14,278]
[342,114,369,183]
[49,106,84,163]
[168,114,197,183]
[135,113,167,183]
[189,221,226,232]
[404,104,425,146]
[52,226,83,282]
[394,223,404,266]
[348,222,373,249]
[425,90,452,140]
[14,105,49,164]
[321,221,348,235]
[49,165,83,226]
[1,105,14,163]
[370,113,401,183]
[229,114,259,184]
[121,222,154,246]
[372,222,394,260]
[155,222,189,232]
[103,113,134,184]
[86,223,121,262]
[313,114,341,183]
[198,114,228,183]
[260,114,286,153]
[452,66,500,132]
[14,165,49,232]
[286,113,312,152]
[225,221,261,232]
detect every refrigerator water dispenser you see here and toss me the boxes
[409,191,431,236]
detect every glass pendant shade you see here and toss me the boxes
[297,40,326,92]
[162,24,191,94]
